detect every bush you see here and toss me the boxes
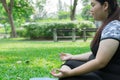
[23,21,95,40]
[58,11,70,19]
[77,20,95,29]
[16,27,27,37]
[77,21,96,36]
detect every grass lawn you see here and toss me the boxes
[0,38,91,80]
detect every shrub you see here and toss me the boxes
[77,20,95,29]
[23,21,95,40]
[77,21,96,36]
[16,27,27,37]
[58,11,70,19]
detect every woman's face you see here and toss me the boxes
[90,0,109,21]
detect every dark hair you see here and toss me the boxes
[97,0,118,17]
[90,0,120,48]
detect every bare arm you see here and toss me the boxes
[60,52,92,61]
[71,52,92,61]
[69,39,119,76]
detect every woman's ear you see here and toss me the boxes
[103,2,109,11]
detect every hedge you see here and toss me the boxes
[18,21,95,39]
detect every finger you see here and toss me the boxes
[60,52,66,55]
[52,68,60,73]
[57,69,65,73]
[50,71,62,78]
[50,71,54,75]
[60,53,65,57]
[50,72,57,77]
[50,71,58,76]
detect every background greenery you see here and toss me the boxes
[17,20,95,39]
[0,0,119,80]
[0,38,91,80]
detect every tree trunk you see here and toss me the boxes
[8,12,17,37]
[0,0,17,38]
[70,0,78,21]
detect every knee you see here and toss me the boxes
[63,60,79,69]
[63,60,85,69]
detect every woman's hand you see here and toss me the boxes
[51,69,72,78]
[60,53,73,61]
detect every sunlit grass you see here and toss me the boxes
[0,38,91,80]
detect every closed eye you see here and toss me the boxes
[91,3,95,7]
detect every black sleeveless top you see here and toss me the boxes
[91,20,120,79]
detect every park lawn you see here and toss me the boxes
[0,38,91,80]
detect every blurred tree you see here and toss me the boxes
[81,0,93,20]
[70,0,78,21]
[13,0,34,22]
[58,0,62,11]
[33,0,47,19]
[0,0,34,37]
[58,0,70,19]
[0,0,17,37]
[57,0,78,20]
[118,0,120,5]
[81,5,92,20]
[58,11,70,19]
[82,0,89,6]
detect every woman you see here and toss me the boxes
[51,0,120,80]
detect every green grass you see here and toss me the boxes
[0,38,91,80]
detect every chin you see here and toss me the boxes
[92,16,102,21]
[94,18,101,21]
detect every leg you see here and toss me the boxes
[60,65,71,71]
[62,60,85,69]
[59,72,103,80]
[59,60,102,80]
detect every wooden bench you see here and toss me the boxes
[81,28,98,41]
[53,28,97,42]
[53,28,79,42]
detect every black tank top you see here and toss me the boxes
[91,20,120,79]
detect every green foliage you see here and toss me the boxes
[0,27,5,33]
[0,3,8,24]
[58,11,70,19]
[118,0,120,5]
[16,28,27,37]
[31,0,47,20]
[23,21,95,39]
[0,38,90,80]
[81,5,93,20]
[13,0,34,23]
[82,0,89,6]
[24,22,77,39]
[0,23,11,34]
[77,20,95,29]
[77,21,96,36]
[0,0,34,27]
